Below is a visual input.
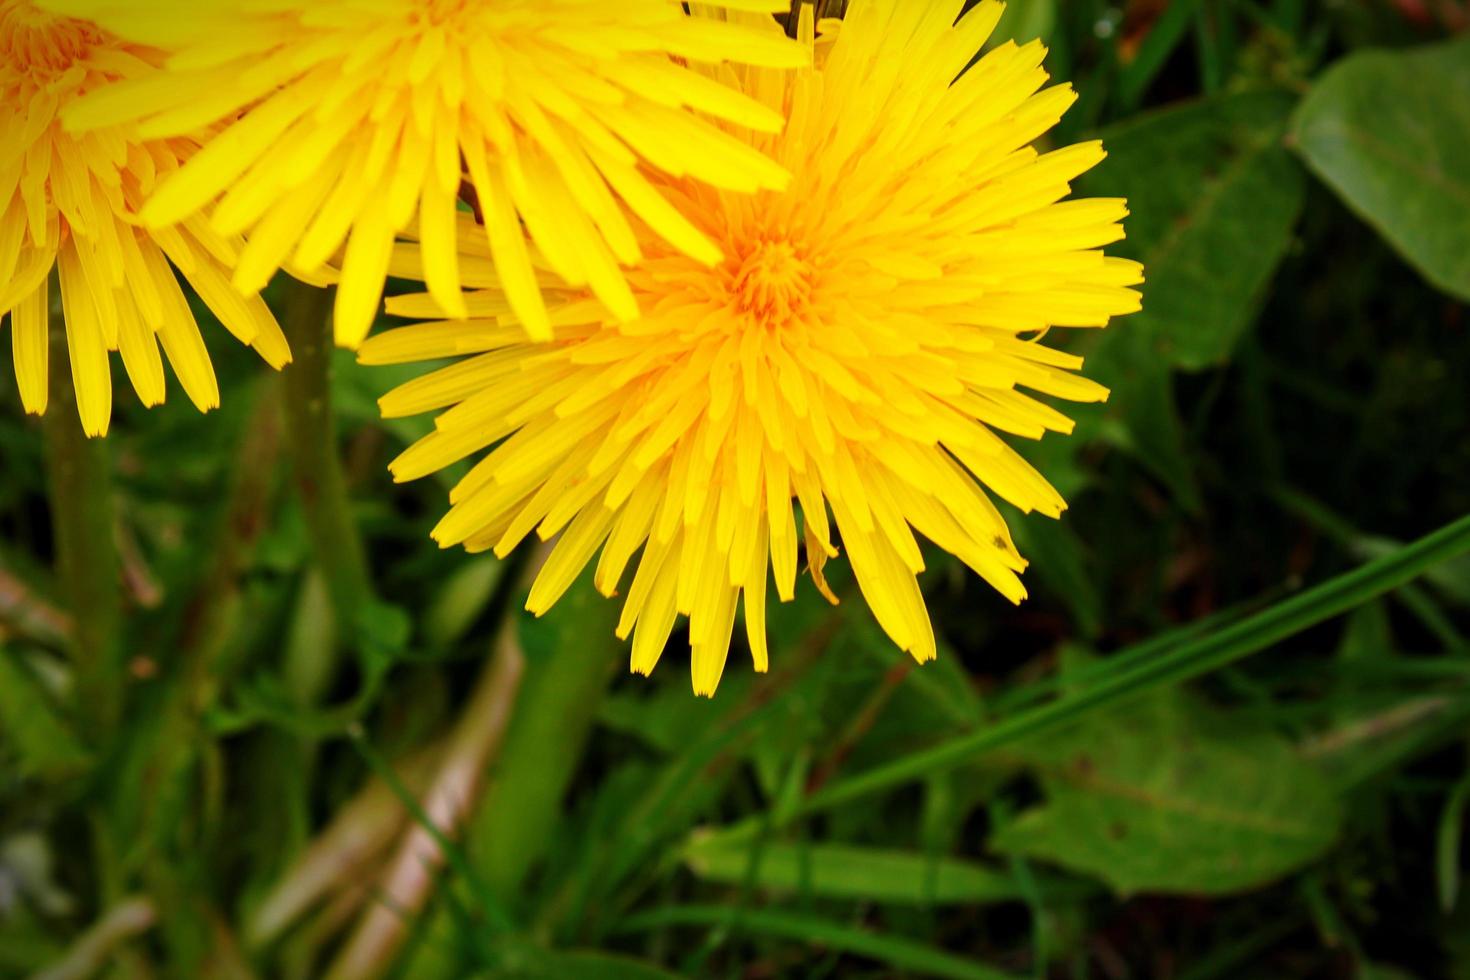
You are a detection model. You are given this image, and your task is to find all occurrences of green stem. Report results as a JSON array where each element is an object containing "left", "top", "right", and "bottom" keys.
[
  {"left": 325, "top": 630, "right": 524, "bottom": 980},
  {"left": 279, "top": 278, "right": 371, "bottom": 703},
  {"left": 41, "top": 276, "right": 122, "bottom": 736},
  {"left": 398, "top": 564, "right": 622, "bottom": 980}
]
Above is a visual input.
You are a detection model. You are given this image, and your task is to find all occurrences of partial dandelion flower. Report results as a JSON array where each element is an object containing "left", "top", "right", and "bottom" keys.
[
  {"left": 44, "top": 0, "right": 810, "bottom": 349},
  {"left": 0, "top": 0, "right": 289, "bottom": 436},
  {"left": 365, "top": 1, "right": 1144, "bottom": 695}
]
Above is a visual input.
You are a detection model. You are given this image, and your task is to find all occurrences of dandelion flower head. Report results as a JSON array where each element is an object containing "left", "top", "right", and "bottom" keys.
[
  {"left": 46, "top": 0, "right": 810, "bottom": 349},
  {"left": 0, "top": 0, "right": 289, "bottom": 436},
  {"left": 366, "top": 1, "right": 1145, "bottom": 695}
]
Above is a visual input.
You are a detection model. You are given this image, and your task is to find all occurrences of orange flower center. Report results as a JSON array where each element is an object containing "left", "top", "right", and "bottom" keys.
[
  {"left": 0, "top": 1, "right": 104, "bottom": 85},
  {"left": 730, "top": 239, "right": 816, "bottom": 328}
]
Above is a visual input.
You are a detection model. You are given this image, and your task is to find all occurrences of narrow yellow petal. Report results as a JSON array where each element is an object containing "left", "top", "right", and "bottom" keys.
[
  {"left": 11, "top": 278, "right": 50, "bottom": 415},
  {"left": 57, "top": 241, "right": 112, "bottom": 437}
]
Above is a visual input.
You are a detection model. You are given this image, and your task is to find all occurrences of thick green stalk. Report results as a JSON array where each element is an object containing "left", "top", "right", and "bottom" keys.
[
  {"left": 399, "top": 569, "right": 623, "bottom": 980},
  {"left": 465, "top": 579, "right": 621, "bottom": 898},
  {"left": 278, "top": 279, "right": 370, "bottom": 701},
  {"left": 324, "top": 630, "right": 525, "bottom": 980},
  {"left": 41, "top": 278, "right": 122, "bottom": 736}
]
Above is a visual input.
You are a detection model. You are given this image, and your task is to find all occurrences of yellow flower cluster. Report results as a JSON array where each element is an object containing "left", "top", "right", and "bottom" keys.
[
  {"left": 5, "top": 0, "right": 1142, "bottom": 692},
  {"left": 1, "top": 0, "right": 289, "bottom": 435}
]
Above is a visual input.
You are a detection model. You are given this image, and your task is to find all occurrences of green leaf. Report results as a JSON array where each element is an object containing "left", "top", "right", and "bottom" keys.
[
  {"left": 422, "top": 556, "right": 508, "bottom": 649},
  {"left": 1096, "top": 349, "right": 1201, "bottom": 510},
  {"left": 743, "top": 510, "right": 1470, "bottom": 824},
  {"left": 0, "top": 651, "right": 91, "bottom": 779},
  {"left": 1438, "top": 772, "right": 1470, "bottom": 912},
  {"left": 1066, "top": 91, "right": 1303, "bottom": 506},
  {"left": 1352, "top": 537, "right": 1470, "bottom": 609},
  {"left": 1291, "top": 38, "right": 1470, "bottom": 301},
  {"left": 991, "top": 691, "right": 1342, "bottom": 895},
  {"left": 989, "top": 0, "right": 1055, "bottom": 48},
  {"left": 1336, "top": 601, "right": 1391, "bottom": 661},
  {"left": 682, "top": 834, "right": 1068, "bottom": 905},
  {"left": 617, "top": 905, "right": 1021, "bottom": 980},
  {"left": 1081, "top": 90, "right": 1305, "bottom": 372}
]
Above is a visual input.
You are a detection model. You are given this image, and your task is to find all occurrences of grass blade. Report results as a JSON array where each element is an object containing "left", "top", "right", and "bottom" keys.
[
  {"left": 617, "top": 905, "right": 1021, "bottom": 980},
  {"left": 798, "top": 512, "right": 1470, "bottom": 816}
]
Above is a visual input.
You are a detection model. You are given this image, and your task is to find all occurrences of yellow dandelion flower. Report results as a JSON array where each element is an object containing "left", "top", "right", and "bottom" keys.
[
  {"left": 44, "top": 0, "right": 810, "bottom": 350},
  {"left": 0, "top": 0, "right": 289, "bottom": 436},
  {"left": 364, "top": 1, "right": 1144, "bottom": 695}
]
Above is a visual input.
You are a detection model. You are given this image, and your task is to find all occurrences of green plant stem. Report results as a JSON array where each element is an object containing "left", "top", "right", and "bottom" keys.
[
  {"left": 41, "top": 280, "right": 122, "bottom": 737},
  {"left": 399, "top": 564, "right": 622, "bottom": 980},
  {"left": 279, "top": 278, "right": 370, "bottom": 702},
  {"left": 791, "top": 510, "right": 1470, "bottom": 819},
  {"left": 325, "top": 630, "right": 524, "bottom": 980}
]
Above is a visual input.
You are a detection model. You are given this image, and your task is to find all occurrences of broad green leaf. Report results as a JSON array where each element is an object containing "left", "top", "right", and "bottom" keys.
[
  {"left": 991, "top": 691, "right": 1342, "bottom": 895},
  {"left": 0, "top": 651, "right": 90, "bottom": 779},
  {"left": 682, "top": 834, "right": 1079, "bottom": 905},
  {"left": 617, "top": 905, "right": 1021, "bottom": 980},
  {"left": 1080, "top": 90, "right": 1305, "bottom": 373},
  {"left": 1292, "top": 38, "right": 1470, "bottom": 301},
  {"left": 1067, "top": 91, "right": 1303, "bottom": 507}
]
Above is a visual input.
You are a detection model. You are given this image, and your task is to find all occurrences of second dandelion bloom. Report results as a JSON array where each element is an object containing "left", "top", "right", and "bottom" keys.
[
  {"left": 47, "top": 0, "right": 809, "bottom": 348},
  {"left": 1, "top": 0, "right": 289, "bottom": 436},
  {"left": 369, "top": 1, "right": 1144, "bottom": 695}
]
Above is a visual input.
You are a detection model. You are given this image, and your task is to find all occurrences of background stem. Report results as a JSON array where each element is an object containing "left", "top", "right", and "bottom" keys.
[
  {"left": 398, "top": 569, "right": 623, "bottom": 980},
  {"left": 278, "top": 278, "right": 371, "bottom": 703},
  {"left": 324, "top": 626, "right": 525, "bottom": 980},
  {"left": 41, "top": 274, "right": 122, "bottom": 737}
]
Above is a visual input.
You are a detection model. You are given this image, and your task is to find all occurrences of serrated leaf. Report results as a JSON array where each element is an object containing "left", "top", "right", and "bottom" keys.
[
  {"left": 991, "top": 690, "right": 1341, "bottom": 895},
  {"left": 1292, "top": 38, "right": 1470, "bottom": 301}
]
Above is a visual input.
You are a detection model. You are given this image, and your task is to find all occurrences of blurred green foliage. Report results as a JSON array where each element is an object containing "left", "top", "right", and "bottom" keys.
[{"left": 3, "top": 2, "right": 1470, "bottom": 978}]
